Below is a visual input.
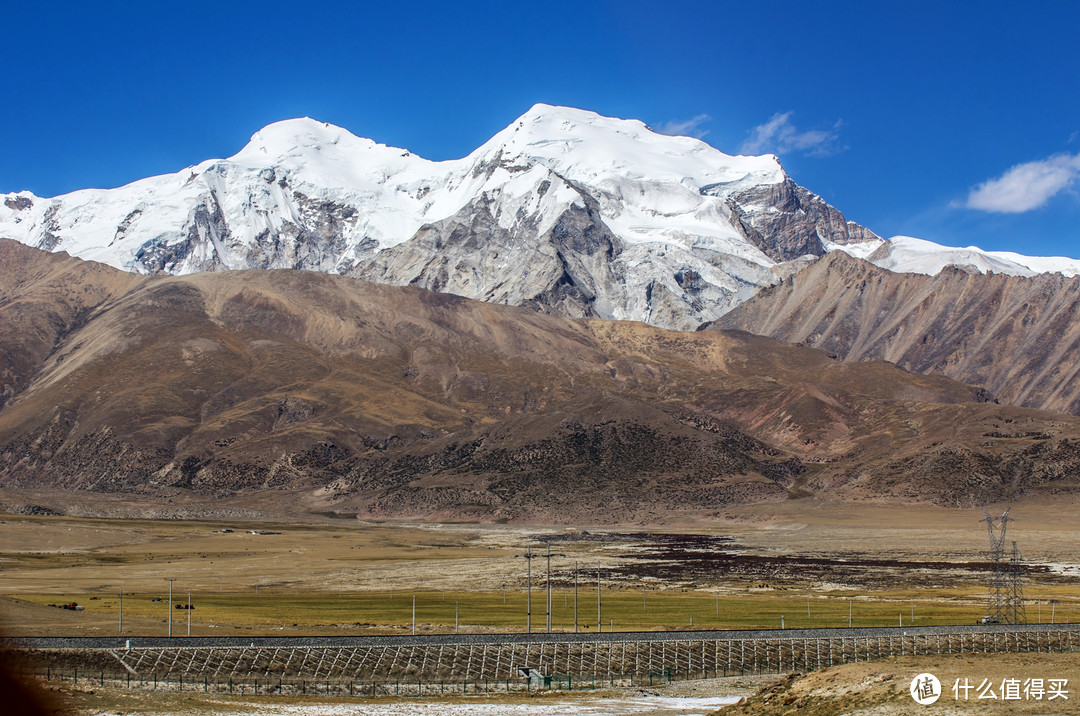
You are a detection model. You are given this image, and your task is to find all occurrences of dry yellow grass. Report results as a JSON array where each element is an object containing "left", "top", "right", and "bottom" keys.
[{"left": 2, "top": 501, "right": 1078, "bottom": 637}]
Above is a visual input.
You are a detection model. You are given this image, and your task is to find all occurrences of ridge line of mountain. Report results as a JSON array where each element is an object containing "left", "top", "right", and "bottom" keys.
[{"left": 3, "top": 239, "right": 1080, "bottom": 521}]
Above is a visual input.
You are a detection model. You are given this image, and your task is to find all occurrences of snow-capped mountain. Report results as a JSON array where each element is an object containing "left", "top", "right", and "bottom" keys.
[
  {"left": 8, "top": 104, "right": 1073, "bottom": 329},
  {"left": 0, "top": 105, "right": 879, "bottom": 329},
  {"left": 855, "top": 235, "right": 1080, "bottom": 277}
]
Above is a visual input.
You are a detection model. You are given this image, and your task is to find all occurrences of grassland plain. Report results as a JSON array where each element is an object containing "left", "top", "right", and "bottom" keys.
[
  {"left": 3, "top": 501, "right": 1080, "bottom": 715},
  {"left": 2, "top": 500, "right": 1079, "bottom": 637}
]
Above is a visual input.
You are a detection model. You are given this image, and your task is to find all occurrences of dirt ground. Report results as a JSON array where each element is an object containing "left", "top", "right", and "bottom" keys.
[
  {"left": 716, "top": 651, "right": 1080, "bottom": 715},
  {"left": 22, "top": 653, "right": 1080, "bottom": 715},
  {"left": 8, "top": 673, "right": 774, "bottom": 716}
]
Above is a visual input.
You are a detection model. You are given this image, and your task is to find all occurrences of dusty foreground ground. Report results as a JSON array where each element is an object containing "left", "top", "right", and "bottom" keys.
[
  {"left": 29, "top": 652, "right": 1080, "bottom": 715},
  {"left": 720, "top": 651, "right": 1080, "bottom": 715},
  {"left": 24, "top": 674, "right": 765, "bottom": 715}
]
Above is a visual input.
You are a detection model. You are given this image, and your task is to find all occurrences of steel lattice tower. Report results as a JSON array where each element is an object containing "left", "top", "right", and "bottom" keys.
[
  {"left": 1007, "top": 540, "right": 1027, "bottom": 625},
  {"left": 980, "top": 508, "right": 1025, "bottom": 624}
]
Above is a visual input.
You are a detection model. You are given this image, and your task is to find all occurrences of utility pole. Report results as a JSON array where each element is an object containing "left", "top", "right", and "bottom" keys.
[
  {"left": 544, "top": 543, "right": 566, "bottom": 634},
  {"left": 187, "top": 592, "right": 192, "bottom": 636},
  {"left": 167, "top": 579, "right": 174, "bottom": 637},
  {"left": 118, "top": 590, "right": 123, "bottom": 635},
  {"left": 514, "top": 546, "right": 539, "bottom": 634},
  {"left": 573, "top": 563, "right": 579, "bottom": 633},
  {"left": 412, "top": 595, "right": 416, "bottom": 635},
  {"left": 597, "top": 564, "right": 602, "bottom": 633},
  {"left": 848, "top": 598, "right": 852, "bottom": 628}
]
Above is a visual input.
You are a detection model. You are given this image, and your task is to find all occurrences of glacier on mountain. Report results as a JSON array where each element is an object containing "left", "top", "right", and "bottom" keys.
[
  {"left": 5, "top": 104, "right": 1069, "bottom": 328},
  {"left": 854, "top": 235, "right": 1080, "bottom": 278}
]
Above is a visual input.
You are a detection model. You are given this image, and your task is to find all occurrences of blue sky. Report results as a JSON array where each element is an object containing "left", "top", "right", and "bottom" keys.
[{"left": 3, "top": 1, "right": 1078, "bottom": 257}]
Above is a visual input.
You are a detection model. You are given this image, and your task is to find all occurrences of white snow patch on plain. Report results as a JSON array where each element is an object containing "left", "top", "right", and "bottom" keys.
[{"left": 1042, "top": 562, "right": 1080, "bottom": 575}]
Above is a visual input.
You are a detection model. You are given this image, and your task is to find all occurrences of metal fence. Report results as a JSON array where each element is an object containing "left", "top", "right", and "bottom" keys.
[{"left": 9, "top": 624, "right": 1079, "bottom": 696}]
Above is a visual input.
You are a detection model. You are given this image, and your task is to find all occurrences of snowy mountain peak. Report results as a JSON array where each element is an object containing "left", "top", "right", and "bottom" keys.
[
  {"left": 236, "top": 117, "right": 371, "bottom": 159},
  {"left": 481, "top": 104, "right": 785, "bottom": 192},
  {"left": 4, "top": 104, "right": 882, "bottom": 328}
]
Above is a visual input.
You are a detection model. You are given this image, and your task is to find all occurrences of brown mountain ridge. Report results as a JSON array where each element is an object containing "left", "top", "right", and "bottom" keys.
[
  {"left": 713, "top": 250, "right": 1080, "bottom": 416},
  {"left": 1, "top": 240, "right": 1079, "bottom": 523}
]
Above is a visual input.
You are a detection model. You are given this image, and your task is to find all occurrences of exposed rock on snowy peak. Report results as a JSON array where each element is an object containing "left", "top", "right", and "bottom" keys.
[
  {"left": 722, "top": 176, "right": 880, "bottom": 262},
  {"left": 0, "top": 105, "right": 881, "bottom": 329}
]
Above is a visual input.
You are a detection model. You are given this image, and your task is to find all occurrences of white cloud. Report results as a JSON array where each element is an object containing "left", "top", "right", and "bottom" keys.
[
  {"left": 654, "top": 114, "right": 711, "bottom": 139},
  {"left": 966, "top": 153, "right": 1080, "bottom": 213},
  {"left": 739, "top": 112, "right": 843, "bottom": 157}
]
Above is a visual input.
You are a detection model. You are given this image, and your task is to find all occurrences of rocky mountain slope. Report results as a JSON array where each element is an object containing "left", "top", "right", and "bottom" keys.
[
  {"left": 1, "top": 105, "right": 881, "bottom": 330},
  {"left": 2, "top": 241, "right": 1079, "bottom": 522},
  {"left": 711, "top": 251, "right": 1080, "bottom": 415}
]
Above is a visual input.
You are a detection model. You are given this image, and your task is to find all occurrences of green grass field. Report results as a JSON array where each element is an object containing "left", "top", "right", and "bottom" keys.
[{"left": 13, "top": 584, "right": 1069, "bottom": 637}]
